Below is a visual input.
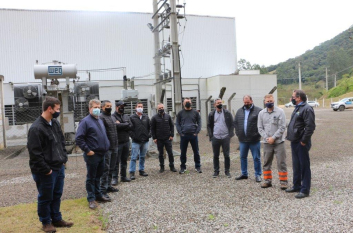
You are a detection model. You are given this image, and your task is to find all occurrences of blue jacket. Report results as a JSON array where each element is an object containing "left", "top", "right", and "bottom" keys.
[{"left": 75, "top": 114, "right": 110, "bottom": 154}]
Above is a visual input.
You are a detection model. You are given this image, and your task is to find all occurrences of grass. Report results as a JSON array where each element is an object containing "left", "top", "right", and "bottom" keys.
[{"left": 0, "top": 198, "right": 107, "bottom": 233}]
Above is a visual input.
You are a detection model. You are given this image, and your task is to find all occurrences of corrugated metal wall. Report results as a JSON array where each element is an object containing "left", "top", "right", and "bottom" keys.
[{"left": 0, "top": 9, "right": 236, "bottom": 83}]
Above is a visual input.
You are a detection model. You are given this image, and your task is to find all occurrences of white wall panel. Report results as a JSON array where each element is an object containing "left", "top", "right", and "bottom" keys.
[{"left": 0, "top": 9, "right": 236, "bottom": 83}]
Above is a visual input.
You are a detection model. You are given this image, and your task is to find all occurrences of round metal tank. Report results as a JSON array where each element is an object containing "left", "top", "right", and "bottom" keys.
[{"left": 34, "top": 64, "right": 77, "bottom": 79}]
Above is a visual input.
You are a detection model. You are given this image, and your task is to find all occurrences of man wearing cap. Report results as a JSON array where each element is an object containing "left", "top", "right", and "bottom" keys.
[{"left": 111, "top": 101, "right": 132, "bottom": 183}]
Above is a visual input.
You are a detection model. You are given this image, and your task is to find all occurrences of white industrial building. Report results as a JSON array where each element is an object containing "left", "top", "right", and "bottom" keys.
[{"left": 0, "top": 8, "right": 277, "bottom": 147}]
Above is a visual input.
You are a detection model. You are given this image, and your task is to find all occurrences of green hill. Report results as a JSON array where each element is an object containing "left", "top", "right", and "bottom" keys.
[{"left": 268, "top": 27, "right": 353, "bottom": 89}]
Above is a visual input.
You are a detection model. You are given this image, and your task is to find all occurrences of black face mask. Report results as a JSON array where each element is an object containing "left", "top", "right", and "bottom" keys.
[
  {"left": 105, "top": 108, "right": 112, "bottom": 114},
  {"left": 185, "top": 102, "right": 191, "bottom": 108},
  {"left": 244, "top": 104, "right": 251, "bottom": 109},
  {"left": 291, "top": 98, "right": 297, "bottom": 105},
  {"left": 158, "top": 109, "right": 165, "bottom": 115},
  {"left": 52, "top": 111, "right": 60, "bottom": 118},
  {"left": 119, "top": 108, "right": 124, "bottom": 114},
  {"left": 216, "top": 104, "right": 223, "bottom": 109}
]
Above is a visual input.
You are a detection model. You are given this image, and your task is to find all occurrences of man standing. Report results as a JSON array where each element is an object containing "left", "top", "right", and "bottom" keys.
[
  {"left": 28, "top": 97, "right": 73, "bottom": 232},
  {"left": 76, "top": 99, "right": 110, "bottom": 209},
  {"left": 111, "top": 101, "right": 132, "bottom": 184},
  {"left": 207, "top": 98, "right": 234, "bottom": 178},
  {"left": 151, "top": 103, "right": 177, "bottom": 173},
  {"left": 129, "top": 102, "right": 150, "bottom": 180},
  {"left": 286, "top": 90, "right": 315, "bottom": 199},
  {"left": 176, "top": 97, "right": 202, "bottom": 174},
  {"left": 258, "top": 94, "right": 288, "bottom": 190},
  {"left": 99, "top": 100, "right": 119, "bottom": 195},
  {"left": 234, "top": 95, "right": 262, "bottom": 182}
]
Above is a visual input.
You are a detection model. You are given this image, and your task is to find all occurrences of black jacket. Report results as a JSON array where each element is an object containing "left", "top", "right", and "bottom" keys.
[
  {"left": 233, "top": 105, "right": 262, "bottom": 142},
  {"left": 176, "top": 109, "right": 201, "bottom": 135},
  {"left": 129, "top": 113, "right": 151, "bottom": 143},
  {"left": 28, "top": 116, "right": 68, "bottom": 174},
  {"left": 207, "top": 109, "right": 235, "bottom": 141},
  {"left": 100, "top": 111, "right": 118, "bottom": 149},
  {"left": 112, "top": 111, "right": 132, "bottom": 144},
  {"left": 151, "top": 112, "right": 174, "bottom": 140},
  {"left": 286, "top": 102, "right": 316, "bottom": 143}
]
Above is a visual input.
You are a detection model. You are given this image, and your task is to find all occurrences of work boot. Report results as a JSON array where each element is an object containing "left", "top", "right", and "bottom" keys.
[
  {"left": 170, "top": 166, "right": 177, "bottom": 172},
  {"left": 159, "top": 166, "right": 165, "bottom": 173},
  {"left": 280, "top": 183, "right": 288, "bottom": 190},
  {"left": 89, "top": 201, "right": 98, "bottom": 210},
  {"left": 52, "top": 220, "right": 74, "bottom": 228},
  {"left": 130, "top": 172, "right": 136, "bottom": 180},
  {"left": 261, "top": 182, "right": 272, "bottom": 188},
  {"left": 96, "top": 195, "right": 111, "bottom": 203},
  {"left": 42, "top": 223, "right": 56, "bottom": 233}
]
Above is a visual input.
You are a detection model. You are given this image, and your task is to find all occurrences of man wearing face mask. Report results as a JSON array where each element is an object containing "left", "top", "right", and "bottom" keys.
[
  {"left": 258, "top": 94, "right": 288, "bottom": 190},
  {"left": 111, "top": 101, "right": 132, "bottom": 184},
  {"left": 234, "top": 95, "right": 262, "bottom": 182},
  {"left": 151, "top": 103, "right": 177, "bottom": 173},
  {"left": 28, "top": 97, "right": 73, "bottom": 232},
  {"left": 176, "top": 97, "right": 202, "bottom": 174},
  {"left": 207, "top": 98, "right": 234, "bottom": 178},
  {"left": 99, "top": 100, "right": 119, "bottom": 197},
  {"left": 285, "top": 90, "right": 315, "bottom": 199},
  {"left": 129, "top": 102, "right": 151, "bottom": 180},
  {"left": 76, "top": 99, "right": 110, "bottom": 210}
]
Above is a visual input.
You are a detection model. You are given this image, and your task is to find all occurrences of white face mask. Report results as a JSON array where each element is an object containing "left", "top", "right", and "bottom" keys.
[{"left": 136, "top": 107, "right": 143, "bottom": 113}]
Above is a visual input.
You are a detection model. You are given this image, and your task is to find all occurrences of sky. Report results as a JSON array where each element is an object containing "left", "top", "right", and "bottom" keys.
[{"left": 1, "top": 0, "right": 352, "bottom": 67}]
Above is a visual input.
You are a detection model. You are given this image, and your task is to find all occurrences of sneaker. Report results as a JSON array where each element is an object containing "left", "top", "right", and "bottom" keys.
[
  {"left": 42, "top": 223, "right": 56, "bottom": 233},
  {"left": 225, "top": 171, "right": 231, "bottom": 178},
  {"left": 179, "top": 168, "right": 186, "bottom": 174},
  {"left": 280, "top": 183, "right": 288, "bottom": 190},
  {"left": 52, "top": 220, "right": 74, "bottom": 228},
  {"left": 130, "top": 172, "right": 136, "bottom": 180},
  {"left": 261, "top": 182, "right": 272, "bottom": 188},
  {"left": 111, "top": 178, "right": 118, "bottom": 186},
  {"left": 139, "top": 170, "right": 149, "bottom": 176},
  {"left": 255, "top": 176, "right": 262, "bottom": 183},
  {"left": 195, "top": 168, "right": 202, "bottom": 173},
  {"left": 213, "top": 172, "right": 219, "bottom": 178}
]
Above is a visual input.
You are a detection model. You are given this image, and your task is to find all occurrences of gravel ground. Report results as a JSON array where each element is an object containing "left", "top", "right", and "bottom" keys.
[{"left": 1, "top": 108, "right": 353, "bottom": 232}]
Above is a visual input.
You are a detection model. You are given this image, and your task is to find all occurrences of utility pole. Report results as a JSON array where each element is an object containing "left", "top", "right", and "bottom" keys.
[
  {"left": 298, "top": 63, "right": 302, "bottom": 90},
  {"left": 153, "top": 0, "right": 162, "bottom": 107},
  {"left": 326, "top": 67, "right": 328, "bottom": 91},
  {"left": 170, "top": 0, "right": 183, "bottom": 116},
  {"left": 334, "top": 74, "right": 337, "bottom": 87}
]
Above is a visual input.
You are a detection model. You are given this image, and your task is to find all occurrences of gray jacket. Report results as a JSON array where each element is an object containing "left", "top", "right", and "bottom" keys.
[{"left": 257, "top": 106, "right": 286, "bottom": 144}]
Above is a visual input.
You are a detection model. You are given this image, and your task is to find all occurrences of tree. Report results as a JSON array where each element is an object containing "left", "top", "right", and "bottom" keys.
[{"left": 237, "top": 59, "right": 268, "bottom": 74}]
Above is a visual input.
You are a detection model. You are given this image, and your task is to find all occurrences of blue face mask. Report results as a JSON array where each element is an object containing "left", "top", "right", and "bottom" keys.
[
  {"left": 265, "top": 102, "right": 274, "bottom": 108},
  {"left": 52, "top": 111, "right": 60, "bottom": 118},
  {"left": 92, "top": 108, "right": 101, "bottom": 117}
]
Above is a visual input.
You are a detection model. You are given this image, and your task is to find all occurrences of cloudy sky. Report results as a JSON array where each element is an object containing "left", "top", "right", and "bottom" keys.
[{"left": 1, "top": 0, "right": 352, "bottom": 66}]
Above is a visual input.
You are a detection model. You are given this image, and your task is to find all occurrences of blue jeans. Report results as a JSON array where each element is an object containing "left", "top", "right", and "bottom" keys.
[
  {"left": 32, "top": 165, "right": 65, "bottom": 225},
  {"left": 83, "top": 153, "right": 105, "bottom": 202},
  {"left": 291, "top": 141, "right": 312, "bottom": 194},
  {"left": 239, "top": 141, "right": 262, "bottom": 177},
  {"left": 129, "top": 141, "right": 148, "bottom": 173},
  {"left": 100, "top": 147, "right": 118, "bottom": 194},
  {"left": 180, "top": 134, "right": 201, "bottom": 169}
]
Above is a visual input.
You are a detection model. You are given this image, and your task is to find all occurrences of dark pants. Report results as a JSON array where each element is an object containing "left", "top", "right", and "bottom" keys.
[
  {"left": 157, "top": 139, "right": 174, "bottom": 168},
  {"left": 100, "top": 147, "right": 118, "bottom": 194},
  {"left": 180, "top": 134, "right": 201, "bottom": 169},
  {"left": 212, "top": 137, "right": 230, "bottom": 172},
  {"left": 291, "top": 141, "right": 312, "bottom": 194},
  {"left": 112, "top": 141, "right": 129, "bottom": 178},
  {"left": 83, "top": 153, "right": 105, "bottom": 202},
  {"left": 32, "top": 165, "right": 65, "bottom": 225}
]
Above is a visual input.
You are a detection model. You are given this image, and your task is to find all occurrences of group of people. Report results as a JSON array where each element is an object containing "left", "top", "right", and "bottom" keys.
[{"left": 28, "top": 89, "right": 315, "bottom": 232}]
